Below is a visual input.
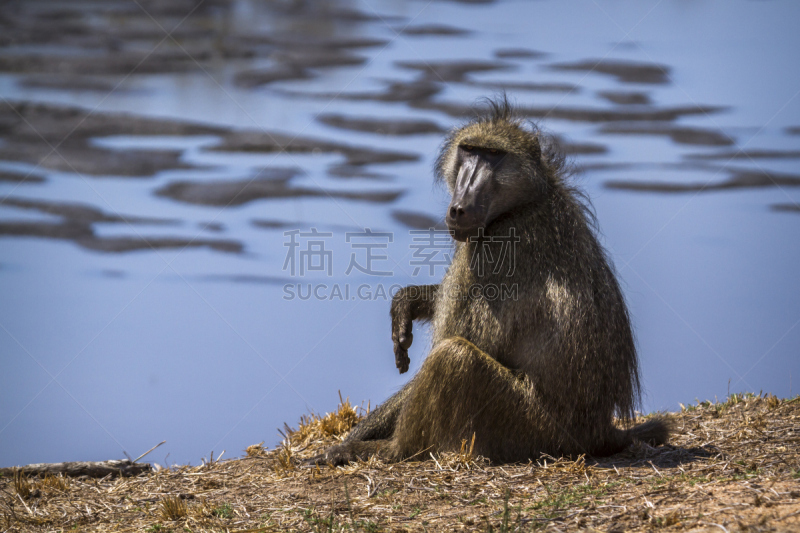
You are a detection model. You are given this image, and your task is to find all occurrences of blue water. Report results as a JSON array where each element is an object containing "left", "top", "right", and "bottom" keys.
[{"left": 1, "top": 0, "right": 799, "bottom": 468}]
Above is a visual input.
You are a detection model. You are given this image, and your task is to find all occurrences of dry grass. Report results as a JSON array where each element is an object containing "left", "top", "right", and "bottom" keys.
[
  {"left": 286, "top": 393, "right": 362, "bottom": 446},
  {"left": 2, "top": 393, "right": 799, "bottom": 532},
  {"left": 159, "top": 495, "right": 188, "bottom": 521}
]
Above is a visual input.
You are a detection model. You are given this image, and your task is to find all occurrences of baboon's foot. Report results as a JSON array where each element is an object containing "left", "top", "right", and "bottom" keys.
[
  {"left": 304, "top": 444, "right": 356, "bottom": 467},
  {"left": 304, "top": 440, "right": 389, "bottom": 467}
]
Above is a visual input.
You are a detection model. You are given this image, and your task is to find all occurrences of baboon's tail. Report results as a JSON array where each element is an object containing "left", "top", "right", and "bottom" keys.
[{"left": 623, "top": 416, "right": 672, "bottom": 447}]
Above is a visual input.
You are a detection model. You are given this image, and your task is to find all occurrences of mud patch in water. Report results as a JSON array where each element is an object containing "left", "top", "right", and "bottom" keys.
[
  {"left": 493, "top": 48, "right": 547, "bottom": 60},
  {"left": 605, "top": 169, "right": 800, "bottom": 193},
  {"left": 199, "top": 222, "right": 225, "bottom": 233},
  {"left": 395, "top": 60, "right": 513, "bottom": 82},
  {"left": 410, "top": 99, "right": 724, "bottom": 123},
  {"left": 327, "top": 165, "right": 394, "bottom": 181},
  {"left": 771, "top": 203, "right": 800, "bottom": 213},
  {"left": 251, "top": 219, "right": 365, "bottom": 232},
  {"left": 209, "top": 131, "right": 419, "bottom": 167},
  {"left": 80, "top": 236, "right": 242, "bottom": 254},
  {"left": 317, "top": 114, "right": 445, "bottom": 136},
  {"left": 391, "top": 210, "right": 445, "bottom": 230},
  {"left": 597, "top": 91, "right": 652, "bottom": 106},
  {"left": 0, "top": 49, "right": 210, "bottom": 77},
  {"left": 1, "top": 102, "right": 219, "bottom": 139},
  {"left": 0, "top": 212, "right": 241, "bottom": 254},
  {"left": 234, "top": 65, "right": 314, "bottom": 88},
  {"left": 269, "top": 3, "right": 399, "bottom": 23},
  {"left": 156, "top": 171, "right": 404, "bottom": 207},
  {"left": 0, "top": 220, "right": 243, "bottom": 254},
  {"left": 265, "top": 48, "right": 368, "bottom": 69},
  {"left": 685, "top": 150, "right": 800, "bottom": 161},
  {"left": 276, "top": 79, "right": 444, "bottom": 103},
  {"left": 18, "top": 75, "right": 124, "bottom": 92},
  {"left": 599, "top": 122, "right": 734, "bottom": 146},
  {"left": 0, "top": 169, "right": 45, "bottom": 184},
  {"left": 470, "top": 81, "right": 578, "bottom": 94},
  {"left": 0, "top": 197, "right": 178, "bottom": 225},
  {"left": 554, "top": 138, "right": 608, "bottom": 156},
  {"left": 0, "top": 143, "right": 194, "bottom": 178},
  {"left": 549, "top": 59, "right": 671, "bottom": 84},
  {"left": 0, "top": 101, "right": 218, "bottom": 177},
  {"left": 398, "top": 24, "right": 471, "bottom": 36}
]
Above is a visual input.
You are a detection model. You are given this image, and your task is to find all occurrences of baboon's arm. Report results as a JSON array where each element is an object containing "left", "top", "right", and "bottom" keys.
[{"left": 390, "top": 284, "right": 439, "bottom": 373}]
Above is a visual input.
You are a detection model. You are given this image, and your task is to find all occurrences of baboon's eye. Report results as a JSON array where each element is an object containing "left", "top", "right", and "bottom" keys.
[
  {"left": 462, "top": 144, "right": 474, "bottom": 151},
  {"left": 489, "top": 149, "right": 498, "bottom": 154}
]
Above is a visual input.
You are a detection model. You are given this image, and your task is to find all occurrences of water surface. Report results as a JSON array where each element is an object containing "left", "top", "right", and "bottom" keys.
[{"left": 1, "top": 0, "right": 799, "bottom": 468}]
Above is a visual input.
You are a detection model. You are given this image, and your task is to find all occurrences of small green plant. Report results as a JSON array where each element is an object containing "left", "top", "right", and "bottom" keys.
[
  {"left": 526, "top": 483, "right": 606, "bottom": 520},
  {"left": 145, "top": 525, "right": 164, "bottom": 533},
  {"left": 212, "top": 503, "right": 234, "bottom": 519},
  {"left": 483, "top": 489, "right": 524, "bottom": 532},
  {"left": 300, "top": 480, "right": 383, "bottom": 532},
  {"left": 302, "top": 507, "right": 338, "bottom": 533}
]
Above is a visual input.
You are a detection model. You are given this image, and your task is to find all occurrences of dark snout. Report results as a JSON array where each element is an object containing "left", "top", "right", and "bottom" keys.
[
  {"left": 446, "top": 153, "right": 494, "bottom": 242},
  {"left": 446, "top": 201, "right": 486, "bottom": 242}
]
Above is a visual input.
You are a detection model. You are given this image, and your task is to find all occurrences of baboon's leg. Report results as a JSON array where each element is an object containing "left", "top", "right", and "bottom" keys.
[
  {"left": 343, "top": 384, "right": 410, "bottom": 443},
  {"left": 305, "top": 384, "right": 412, "bottom": 466},
  {"left": 388, "top": 337, "right": 551, "bottom": 463}
]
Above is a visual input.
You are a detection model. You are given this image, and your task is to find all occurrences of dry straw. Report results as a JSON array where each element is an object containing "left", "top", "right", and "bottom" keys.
[{"left": 2, "top": 392, "right": 799, "bottom": 532}]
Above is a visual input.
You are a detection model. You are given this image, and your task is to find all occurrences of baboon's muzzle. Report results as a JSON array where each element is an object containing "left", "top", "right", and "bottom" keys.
[{"left": 446, "top": 154, "right": 493, "bottom": 242}]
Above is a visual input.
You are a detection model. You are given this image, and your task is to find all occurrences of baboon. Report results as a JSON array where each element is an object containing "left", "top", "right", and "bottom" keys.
[{"left": 310, "top": 98, "right": 669, "bottom": 465}]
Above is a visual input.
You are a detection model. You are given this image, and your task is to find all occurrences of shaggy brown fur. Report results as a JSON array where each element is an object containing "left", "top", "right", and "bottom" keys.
[{"left": 310, "top": 98, "right": 669, "bottom": 465}]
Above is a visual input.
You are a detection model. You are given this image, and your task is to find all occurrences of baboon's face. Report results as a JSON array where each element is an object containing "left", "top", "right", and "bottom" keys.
[{"left": 444, "top": 141, "right": 533, "bottom": 242}]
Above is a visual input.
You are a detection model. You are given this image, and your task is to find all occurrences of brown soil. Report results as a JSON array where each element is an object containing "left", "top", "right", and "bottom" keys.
[{"left": 2, "top": 394, "right": 798, "bottom": 532}]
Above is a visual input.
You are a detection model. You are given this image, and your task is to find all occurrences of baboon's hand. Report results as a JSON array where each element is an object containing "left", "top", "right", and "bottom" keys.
[
  {"left": 391, "top": 292, "right": 413, "bottom": 374},
  {"left": 394, "top": 332, "right": 412, "bottom": 374}
]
